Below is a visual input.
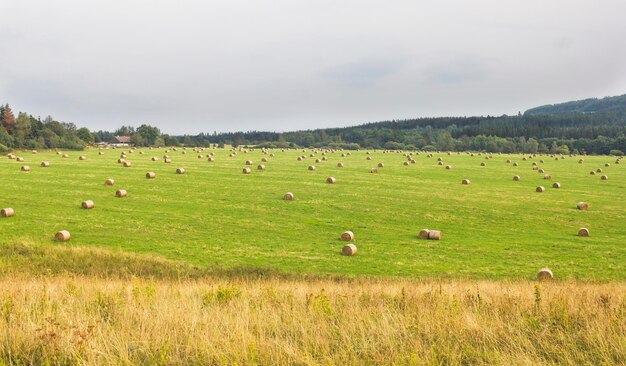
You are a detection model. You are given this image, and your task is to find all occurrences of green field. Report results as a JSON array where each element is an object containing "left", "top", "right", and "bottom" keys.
[{"left": 1, "top": 148, "right": 624, "bottom": 280}]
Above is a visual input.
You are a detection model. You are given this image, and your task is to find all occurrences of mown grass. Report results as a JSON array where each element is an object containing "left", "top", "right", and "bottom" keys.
[{"left": 1, "top": 148, "right": 624, "bottom": 279}]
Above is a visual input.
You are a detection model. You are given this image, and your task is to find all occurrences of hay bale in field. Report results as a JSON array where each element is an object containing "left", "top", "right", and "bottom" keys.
[
  {"left": 242, "top": 167, "right": 251, "bottom": 174},
  {"left": 257, "top": 164, "right": 265, "bottom": 170},
  {"left": 40, "top": 161, "right": 49, "bottom": 167},
  {"left": 377, "top": 162, "right": 384, "bottom": 167},
  {"left": 81, "top": 200, "right": 94, "bottom": 209},
  {"left": 532, "top": 162, "right": 537, "bottom": 166},
  {"left": 540, "top": 159, "right": 544, "bottom": 163},
  {"left": 123, "top": 161, "right": 132, "bottom": 167},
  {"left": 0, "top": 208, "right": 14, "bottom": 217},
  {"left": 577, "top": 202, "right": 588, "bottom": 210},
  {"left": 543, "top": 174, "right": 551, "bottom": 180},
  {"left": 115, "top": 189, "right": 127, "bottom": 197},
  {"left": 105, "top": 178, "right": 115, "bottom": 185},
  {"left": 538, "top": 168, "right": 545, "bottom": 173},
  {"left": 62, "top": 154, "right": 69, "bottom": 158},
  {"left": 438, "top": 161, "right": 444, "bottom": 166},
  {"left": 151, "top": 157, "right": 158, "bottom": 161},
  {"left": 536, "top": 186, "right": 545, "bottom": 192},
  {"left": 342, "top": 244, "right": 357, "bottom": 256},
  {"left": 445, "top": 165, "right": 452, "bottom": 170},
  {"left": 337, "top": 162, "right": 344, "bottom": 167},
  {"left": 437, "top": 157, "right": 443, "bottom": 161},
  {"left": 418, "top": 229, "right": 430, "bottom": 239},
  {"left": 16, "top": 157, "right": 24, "bottom": 162},
  {"left": 578, "top": 159, "right": 584, "bottom": 164},
  {"left": 601, "top": 175, "right": 608, "bottom": 180},
  {"left": 513, "top": 162, "right": 518, "bottom": 166},
  {"left": 315, "top": 158, "right": 321, "bottom": 163},
  {"left": 513, "top": 175, "right": 521, "bottom": 181},
  {"left": 164, "top": 158, "right": 172, "bottom": 163},
  {"left": 246, "top": 160, "right": 253, "bottom": 165},
  {"left": 55, "top": 230, "right": 71, "bottom": 242},
  {"left": 480, "top": 162, "right": 486, "bottom": 166},
  {"left": 79, "top": 156, "right": 86, "bottom": 160},
  {"left": 552, "top": 182, "right": 561, "bottom": 188},
  {"left": 427, "top": 230, "right": 441, "bottom": 240},
  {"left": 367, "top": 156, "right": 372, "bottom": 160},
  {"left": 146, "top": 172, "right": 156, "bottom": 179},
  {"left": 578, "top": 228, "right": 589, "bottom": 237},
  {"left": 596, "top": 168, "right": 602, "bottom": 173},
  {"left": 270, "top": 153, "right": 275, "bottom": 157},
  {"left": 326, "top": 177, "right": 336, "bottom": 184},
  {"left": 341, "top": 231, "right": 355, "bottom": 241},
  {"left": 506, "top": 159, "right": 511, "bottom": 163},
  {"left": 283, "top": 192, "right": 294, "bottom": 200},
  {"left": 462, "top": 179, "right": 470, "bottom": 185},
  {"left": 197, "top": 155, "right": 203, "bottom": 159},
  {"left": 536, "top": 268, "right": 553, "bottom": 281},
  {"left": 20, "top": 166, "right": 30, "bottom": 172},
  {"left": 308, "top": 165, "right": 316, "bottom": 171},
  {"left": 297, "top": 156, "right": 304, "bottom": 161},
  {"left": 371, "top": 168, "right": 378, "bottom": 173},
  {"left": 261, "top": 157, "right": 268, "bottom": 162},
  {"left": 99, "top": 151, "right": 104, "bottom": 155},
  {"left": 403, "top": 161, "right": 409, "bottom": 166},
  {"left": 322, "top": 156, "right": 328, "bottom": 161},
  {"left": 207, "top": 157, "right": 214, "bottom": 162},
  {"left": 604, "top": 163, "right": 610, "bottom": 167},
  {"left": 341, "top": 153, "right": 346, "bottom": 157},
  {"left": 176, "top": 168, "right": 185, "bottom": 174},
  {"left": 589, "top": 171, "right": 596, "bottom": 175}
]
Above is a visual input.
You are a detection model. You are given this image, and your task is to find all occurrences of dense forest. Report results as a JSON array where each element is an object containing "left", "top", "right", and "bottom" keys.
[{"left": 2, "top": 94, "right": 625, "bottom": 155}]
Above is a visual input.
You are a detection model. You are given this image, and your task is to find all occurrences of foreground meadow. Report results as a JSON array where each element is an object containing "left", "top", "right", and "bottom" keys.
[
  {"left": 0, "top": 244, "right": 623, "bottom": 365},
  {"left": 1, "top": 148, "right": 624, "bottom": 280}
]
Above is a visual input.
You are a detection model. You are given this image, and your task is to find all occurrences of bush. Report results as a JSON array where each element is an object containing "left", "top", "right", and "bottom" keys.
[
  {"left": 0, "top": 143, "right": 8, "bottom": 153},
  {"left": 610, "top": 149, "right": 624, "bottom": 156}
]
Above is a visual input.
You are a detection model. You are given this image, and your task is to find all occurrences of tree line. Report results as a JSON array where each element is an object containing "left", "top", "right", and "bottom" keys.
[{"left": 2, "top": 95, "right": 625, "bottom": 155}]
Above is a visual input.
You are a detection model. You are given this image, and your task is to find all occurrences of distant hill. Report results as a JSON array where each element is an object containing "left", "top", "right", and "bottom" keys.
[{"left": 524, "top": 94, "right": 626, "bottom": 116}]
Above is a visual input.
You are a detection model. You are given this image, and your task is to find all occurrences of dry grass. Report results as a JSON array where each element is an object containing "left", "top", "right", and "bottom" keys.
[
  {"left": 0, "top": 243, "right": 624, "bottom": 365},
  {"left": 0, "top": 275, "right": 623, "bottom": 365}
]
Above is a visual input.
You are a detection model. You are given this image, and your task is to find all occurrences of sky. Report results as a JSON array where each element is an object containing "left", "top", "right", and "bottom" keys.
[{"left": 1, "top": 0, "right": 625, "bottom": 135}]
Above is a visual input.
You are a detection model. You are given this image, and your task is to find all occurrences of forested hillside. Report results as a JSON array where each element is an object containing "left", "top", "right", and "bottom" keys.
[{"left": 2, "top": 94, "right": 626, "bottom": 155}]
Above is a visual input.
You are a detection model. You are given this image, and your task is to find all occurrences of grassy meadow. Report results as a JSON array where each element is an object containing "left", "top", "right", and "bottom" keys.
[{"left": 1, "top": 147, "right": 624, "bottom": 280}]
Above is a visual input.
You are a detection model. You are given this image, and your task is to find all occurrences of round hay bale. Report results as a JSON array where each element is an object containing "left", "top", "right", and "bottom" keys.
[
  {"left": 104, "top": 178, "right": 115, "bottom": 185},
  {"left": 377, "top": 162, "right": 384, "bottom": 167},
  {"left": 480, "top": 162, "right": 486, "bottom": 166},
  {"left": 577, "top": 202, "right": 588, "bottom": 210},
  {"left": 257, "top": 164, "right": 265, "bottom": 170},
  {"left": 536, "top": 186, "right": 545, "bottom": 192},
  {"left": 207, "top": 157, "right": 214, "bottom": 162},
  {"left": 601, "top": 175, "right": 608, "bottom": 180},
  {"left": 322, "top": 156, "right": 328, "bottom": 161},
  {"left": 366, "top": 156, "right": 372, "bottom": 160},
  {"left": 445, "top": 165, "right": 452, "bottom": 170},
  {"left": 297, "top": 156, "right": 303, "bottom": 161},
  {"left": 151, "top": 157, "right": 158, "bottom": 161},
  {"left": 261, "top": 157, "right": 268, "bottom": 162},
  {"left": 342, "top": 244, "right": 357, "bottom": 256},
  {"left": 604, "top": 163, "right": 610, "bottom": 167},
  {"left": 197, "top": 155, "right": 203, "bottom": 159},
  {"left": 427, "top": 230, "right": 441, "bottom": 240},
  {"left": 146, "top": 172, "right": 156, "bottom": 179},
  {"left": 437, "top": 161, "right": 444, "bottom": 166},
  {"left": 326, "top": 177, "right": 336, "bottom": 184},
  {"left": 578, "top": 159, "right": 584, "bottom": 164},
  {"left": 242, "top": 167, "right": 251, "bottom": 174},
  {"left": 176, "top": 168, "right": 185, "bottom": 174},
  {"left": 55, "top": 230, "right": 71, "bottom": 242},
  {"left": 341, "top": 231, "right": 355, "bottom": 241},
  {"left": 506, "top": 159, "right": 511, "bottom": 163},
  {"left": 164, "top": 158, "right": 172, "bottom": 163},
  {"left": 245, "top": 160, "right": 253, "bottom": 165},
  {"left": 79, "top": 156, "right": 86, "bottom": 160},
  {"left": 16, "top": 157, "right": 24, "bottom": 162},
  {"left": 20, "top": 166, "right": 30, "bottom": 172},
  {"left": 163, "top": 154, "right": 170, "bottom": 159},
  {"left": 62, "top": 154, "right": 69, "bottom": 158},
  {"left": 99, "top": 151, "right": 104, "bottom": 155},
  {"left": 370, "top": 168, "right": 378, "bottom": 173},
  {"left": 538, "top": 168, "right": 545, "bottom": 173},
  {"left": 536, "top": 268, "right": 553, "bottom": 281},
  {"left": 418, "top": 229, "right": 430, "bottom": 239},
  {"left": 596, "top": 168, "right": 602, "bottom": 173},
  {"left": 513, "top": 175, "right": 521, "bottom": 181},
  {"left": 315, "top": 159, "right": 321, "bottom": 163},
  {"left": 543, "top": 174, "right": 551, "bottom": 180},
  {"left": 513, "top": 162, "right": 518, "bottom": 166},
  {"left": 115, "top": 189, "right": 127, "bottom": 197},
  {"left": 308, "top": 165, "right": 316, "bottom": 171},
  {"left": 552, "top": 182, "right": 561, "bottom": 188},
  {"left": 123, "top": 161, "right": 132, "bottom": 167},
  {"left": 578, "top": 228, "right": 589, "bottom": 237},
  {"left": 540, "top": 159, "right": 544, "bottom": 163},
  {"left": 462, "top": 179, "right": 470, "bottom": 185},
  {"left": 0, "top": 208, "right": 14, "bottom": 217},
  {"left": 403, "top": 161, "right": 409, "bottom": 166},
  {"left": 437, "top": 157, "right": 443, "bottom": 161},
  {"left": 81, "top": 200, "right": 94, "bottom": 209},
  {"left": 337, "top": 162, "right": 344, "bottom": 167},
  {"left": 589, "top": 171, "right": 596, "bottom": 175},
  {"left": 40, "top": 161, "right": 49, "bottom": 167},
  {"left": 283, "top": 192, "right": 294, "bottom": 200}
]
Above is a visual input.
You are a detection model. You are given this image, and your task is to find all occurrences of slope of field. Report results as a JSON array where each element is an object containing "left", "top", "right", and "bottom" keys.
[{"left": 0, "top": 148, "right": 624, "bottom": 279}]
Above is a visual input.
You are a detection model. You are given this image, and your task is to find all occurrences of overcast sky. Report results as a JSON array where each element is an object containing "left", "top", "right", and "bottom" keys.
[{"left": 1, "top": 1, "right": 625, "bottom": 134}]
